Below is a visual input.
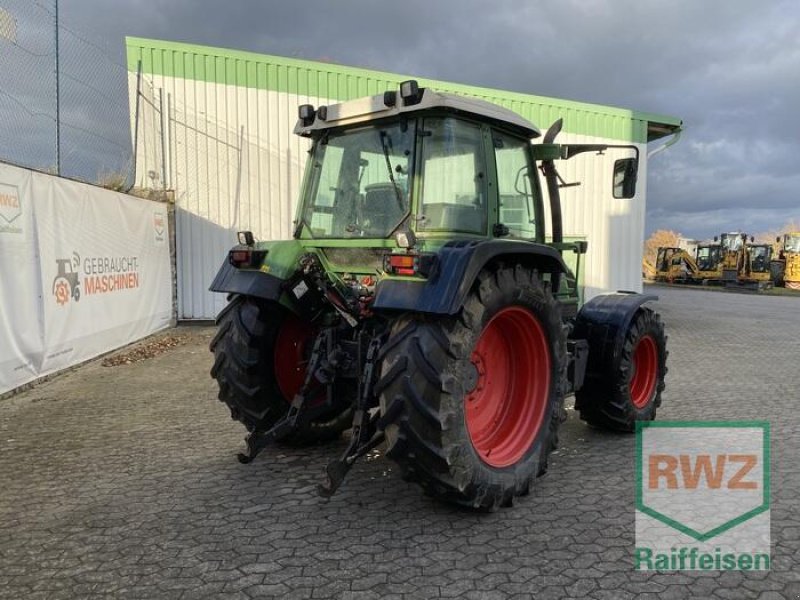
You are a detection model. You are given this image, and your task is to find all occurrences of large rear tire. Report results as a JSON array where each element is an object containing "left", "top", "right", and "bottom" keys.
[
  {"left": 575, "top": 308, "right": 667, "bottom": 431},
  {"left": 377, "top": 264, "right": 566, "bottom": 509},
  {"left": 210, "top": 296, "right": 351, "bottom": 442}
]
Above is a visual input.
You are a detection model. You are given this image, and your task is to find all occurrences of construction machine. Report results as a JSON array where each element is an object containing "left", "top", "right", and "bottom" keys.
[
  {"left": 651, "top": 236, "right": 776, "bottom": 290},
  {"left": 208, "top": 81, "right": 669, "bottom": 508},
  {"left": 712, "top": 233, "right": 775, "bottom": 289},
  {"left": 745, "top": 243, "right": 774, "bottom": 289},
  {"left": 654, "top": 247, "right": 699, "bottom": 283},
  {"left": 694, "top": 242, "right": 723, "bottom": 284},
  {"left": 718, "top": 232, "right": 750, "bottom": 284},
  {"left": 777, "top": 232, "right": 800, "bottom": 290}
]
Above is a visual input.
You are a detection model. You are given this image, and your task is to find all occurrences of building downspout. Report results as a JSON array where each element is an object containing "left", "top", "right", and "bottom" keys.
[{"left": 647, "top": 129, "right": 682, "bottom": 159}]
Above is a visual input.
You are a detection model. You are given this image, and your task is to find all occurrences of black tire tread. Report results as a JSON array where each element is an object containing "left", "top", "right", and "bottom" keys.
[
  {"left": 209, "top": 295, "right": 351, "bottom": 443},
  {"left": 575, "top": 308, "right": 668, "bottom": 431},
  {"left": 377, "top": 264, "right": 566, "bottom": 509}
]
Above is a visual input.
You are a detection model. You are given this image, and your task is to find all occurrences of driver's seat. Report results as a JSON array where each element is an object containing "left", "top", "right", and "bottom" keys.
[{"left": 363, "top": 183, "right": 404, "bottom": 234}]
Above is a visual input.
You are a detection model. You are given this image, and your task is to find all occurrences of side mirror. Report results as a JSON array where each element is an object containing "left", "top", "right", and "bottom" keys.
[
  {"left": 613, "top": 158, "right": 638, "bottom": 199},
  {"left": 777, "top": 236, "right": 781, "bottom": 243}
]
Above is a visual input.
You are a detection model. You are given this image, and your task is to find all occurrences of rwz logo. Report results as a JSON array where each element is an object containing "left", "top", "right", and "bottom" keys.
[
  {"left": 635, "top": 421, "right": 770, "bottom": 571},
  {"left": 648, "top": 453, "right": 758, "bottom": 490},
  {"left": 53, "top": 252, "right": 81, "bottom": 306},
  {"left": 0, "top": 182, "right": 21, "bottom": 224}
]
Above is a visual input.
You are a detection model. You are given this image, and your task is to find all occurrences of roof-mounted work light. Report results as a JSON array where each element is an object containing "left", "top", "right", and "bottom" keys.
[
  {"left": 399, "top": 80, "right": 422, "bottom": 105},
  {"left": 298, "top": 104, "right": 316, "bottom": 126},
  {"left": 383, "top": 90, "right": 397, "bottom": 107}
]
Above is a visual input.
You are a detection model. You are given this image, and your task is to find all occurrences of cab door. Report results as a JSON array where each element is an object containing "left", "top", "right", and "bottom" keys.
[{"left": 490, "top": 129, "right": 544, "bottom": 242}]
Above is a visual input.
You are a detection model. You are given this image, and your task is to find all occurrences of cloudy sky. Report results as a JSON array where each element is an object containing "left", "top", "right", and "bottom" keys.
[{"left": 6, "top": 0, "right": 800, "bottom": 239}]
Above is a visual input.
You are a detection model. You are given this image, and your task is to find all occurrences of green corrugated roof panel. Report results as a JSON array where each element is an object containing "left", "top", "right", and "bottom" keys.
[{"left": 125, "top": 36, "right": 682, "bottom": 144}]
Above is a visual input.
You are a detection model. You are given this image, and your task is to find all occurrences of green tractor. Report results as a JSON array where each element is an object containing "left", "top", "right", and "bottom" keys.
[{"left": 209, "top": 81, "right": 668, "bottom": 509}]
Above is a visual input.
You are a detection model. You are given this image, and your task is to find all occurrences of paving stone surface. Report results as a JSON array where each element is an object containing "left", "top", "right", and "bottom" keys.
[{"left": 1, "top": 286, "right": 798, "bottom": 599}]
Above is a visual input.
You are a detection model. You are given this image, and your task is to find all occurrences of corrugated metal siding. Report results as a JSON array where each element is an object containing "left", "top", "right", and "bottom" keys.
[
  {"left": 126, "top": 38, "right": 669, "bottom": 143},
  {"left": 129, "top": 75, "right": 320, "bottom": 318},
  {"left": 126, "top": 38, "right": 668, "bottom": 319}
]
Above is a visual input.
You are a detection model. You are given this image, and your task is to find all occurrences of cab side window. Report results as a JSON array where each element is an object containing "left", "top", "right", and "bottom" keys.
[
  {"left": 418, "top": 118, "right": 487, "bottom": 234},
  {"left": 494, "top": 132, "right": 537, "bottom": 239}
]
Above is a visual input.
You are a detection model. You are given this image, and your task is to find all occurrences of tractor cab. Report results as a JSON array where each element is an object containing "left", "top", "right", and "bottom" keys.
[
  {"left": 294, "top": 84, "right": 544, "bottom": 245},
  {"left": 288, "top": 83, "right": 639, "bottom": 309}
]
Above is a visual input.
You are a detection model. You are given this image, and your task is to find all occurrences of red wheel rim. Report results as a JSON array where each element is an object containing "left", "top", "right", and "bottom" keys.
[
  {"left": 465, "top": 306, "right": 551, "bottom": 468},
  {"left": 274, "top": 314, "right": 315, "bottom": 403},
  {"left": 630, "top": 335, "right": 658, "bottom": 409}
]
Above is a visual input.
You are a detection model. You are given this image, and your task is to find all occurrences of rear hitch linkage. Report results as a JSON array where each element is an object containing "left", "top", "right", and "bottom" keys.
[
  {"left": 318, "top": 334, "right": 386, "bottom": 497},
  {"left": 237, "top": 328, "right": 338, "bottom": 464},
  {"left": 237, "top": 325, "right": 388, "bottom": 499}
]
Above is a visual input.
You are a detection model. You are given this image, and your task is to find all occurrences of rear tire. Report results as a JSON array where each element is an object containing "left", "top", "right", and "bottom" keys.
[
  {"left": 575, "top": 308, "right": 667, "bottom": 431},
  {"left": 377, "top": 264, "right": 566, "bottom": 509},
  {"left": 210, "top": 295, "right": 351, "bottom": 443}
]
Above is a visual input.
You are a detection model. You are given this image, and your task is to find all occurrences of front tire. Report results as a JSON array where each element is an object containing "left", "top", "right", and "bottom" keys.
[
  {"left": 210, "top": 296, "right": 351, "bottom": 442},
  {"left": 575, "top": 308, "right": 667, "bottom": 431},
  {"left": 377, "top": 264, "right": 566, "bottom": 509}
]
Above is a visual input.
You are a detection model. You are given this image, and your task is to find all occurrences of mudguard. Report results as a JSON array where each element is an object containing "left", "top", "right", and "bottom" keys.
[
  {"left": 570, "top": 291, "right": 658, "bottom": 373},
  {"left": 372, "top": 239, "right": 568, "bottom": 314},
  {"left": 208, "top": 259, "right": 284, "bottom": 301}
]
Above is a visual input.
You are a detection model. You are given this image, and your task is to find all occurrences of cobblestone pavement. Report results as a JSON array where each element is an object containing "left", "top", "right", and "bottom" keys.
[{"left": 1, "top": 286, "right": 799, "bottom": 599}]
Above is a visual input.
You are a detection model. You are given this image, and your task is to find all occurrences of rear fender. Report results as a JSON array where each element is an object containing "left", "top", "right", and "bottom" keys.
[
  {"left": 372, "top": 239, "right": 568, "bottom": 314},
  {"left": 208, "top": 239, "right": 306, "bottom": 302},
  {"left": 208, "top": 260, "right": 285, "bottom": 302},
  {"left": 571, "top": 292, "right": 658, "bottom": 374}
]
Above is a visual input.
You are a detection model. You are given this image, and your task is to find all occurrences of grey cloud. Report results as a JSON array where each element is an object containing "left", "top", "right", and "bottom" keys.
[{"left": 46, "top": 0, "right": 800, "bottom": 238}]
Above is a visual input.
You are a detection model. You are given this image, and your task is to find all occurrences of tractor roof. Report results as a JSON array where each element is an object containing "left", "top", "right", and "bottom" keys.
[{"left": 294, "top": 87, "right": 541, "bottom": 139}]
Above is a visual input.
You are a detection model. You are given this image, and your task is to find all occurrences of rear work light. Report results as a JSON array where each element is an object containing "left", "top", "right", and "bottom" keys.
[
  {"left": 383, "top": 253, "right": 437, "bottom": 277},
  {"left": 229, "top": 248, "right": 267, "bottom": 268}
]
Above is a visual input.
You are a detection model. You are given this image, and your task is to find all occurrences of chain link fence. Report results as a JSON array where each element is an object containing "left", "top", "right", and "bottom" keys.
[
  {"left": 131, "top": 76, "right": 299, "bottom": 236},
  {"left": 0, "top": 0, "right": 133, "bottom": 187}
]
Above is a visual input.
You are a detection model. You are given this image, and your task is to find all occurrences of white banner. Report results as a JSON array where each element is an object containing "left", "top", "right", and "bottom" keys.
[
  {"left": 0, "top": 163, "right": 172, "bottom": 394},
  {"left": 0, "top": 164, "right": 41, "bottom": 392}
]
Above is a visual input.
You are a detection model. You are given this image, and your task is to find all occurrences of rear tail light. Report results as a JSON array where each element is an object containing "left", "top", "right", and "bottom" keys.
[
  {"left": 383, "top": 253, "right": 436, "bottom": 277},
  {"left": 229, "top": 248, "right": 267, "bottom": 268},
  {"left": 388, "top": 255, "right": 416, "bottom": 276}
]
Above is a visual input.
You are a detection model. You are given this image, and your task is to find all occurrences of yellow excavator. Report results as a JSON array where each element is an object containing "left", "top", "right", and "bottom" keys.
[
  {"left": 694, "top": 242, "right": 723, "bottom": 284},
  {"left": 651, "top": 233, "right": 785, "bottom": 290},
  {"left": 712, "top": 232, "right": 775, "bottom": 289},
  {"left": 654, "top": 247, "right": 700, "bottom": 283},
  {"left": 777, "top": 232, "right": 800, "bottom": 290},
  {"left": 718, "top": 232, "right": 750, "bottom": 284},
  {"left": 745, "top": 243, "right": 774, "bottom": 288}
]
